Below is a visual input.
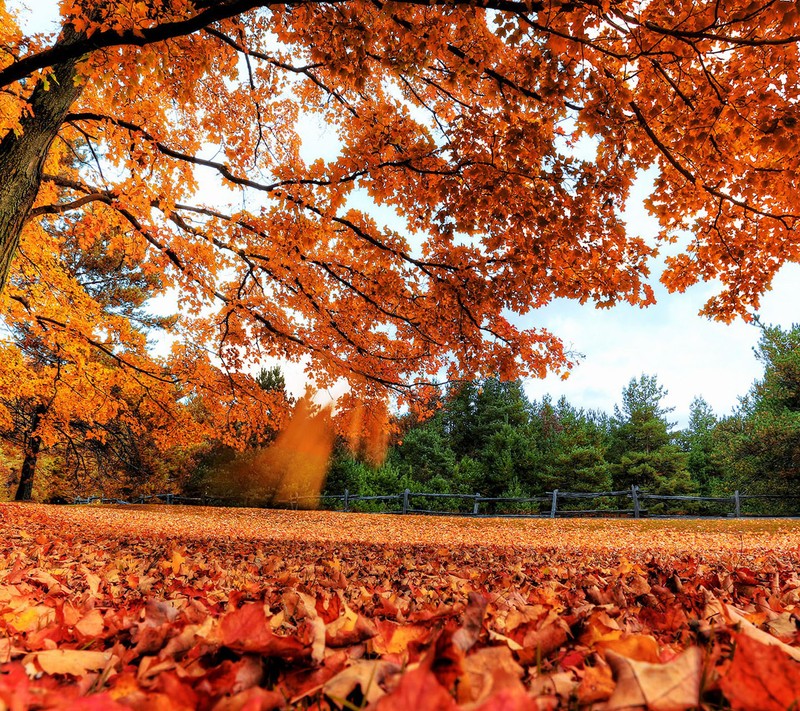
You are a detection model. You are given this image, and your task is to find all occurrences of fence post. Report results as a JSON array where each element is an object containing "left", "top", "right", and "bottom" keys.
[
  {"left": 473, "top": 493, "right": 481, "bottom": 516},
  {"left": 403, "top": 489, "right": 410, "bottom": 515},
  {"left": 631, "top": 485, "right": 640, "bottom": 519},
  {"left": 343, "top": 489, "right": 349, "bottom": 512},
  {"left": 734, "top": 490, "right": 741, "bottom": 518},
  {"left": 550, "top": 489, "right": 558, "bottom": 518}
]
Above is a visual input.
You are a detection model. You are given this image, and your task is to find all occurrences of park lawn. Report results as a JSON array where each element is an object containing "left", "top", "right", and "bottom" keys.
[{"left": 1, "top": 503, "right": 799, "bottom": 709}]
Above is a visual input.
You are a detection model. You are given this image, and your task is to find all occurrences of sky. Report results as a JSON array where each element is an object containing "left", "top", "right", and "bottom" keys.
[{"left": 9, "top": 0, "right": 800, "bottom": 428}]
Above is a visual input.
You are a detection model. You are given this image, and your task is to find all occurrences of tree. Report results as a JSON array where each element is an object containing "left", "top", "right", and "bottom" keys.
[
  {"left": 181, "top": 364, "right": 294, "bottom": 502},
  {"left": 532, "top": 397, "right": 611, "bottom": 492},
  {"left": 607, "top": 375, "right": 693, "bottom": 495},
  {"left": 0, "top": 202, "right": 283, "bottom": 500},
  {"left": 444, "top": 378, "right": 539, "bottom": 496},
  {"left": 678, "top": 396, "right": 720, "bottom": 494},
  {"left": 722, "top": 324, "right": 800, "bottom": 498},
  {"left": 394, "top": 417, "right": 456, "bottom": 486},
  {"left": 2, "top": 0, "right": 799, "bottom": 419}
]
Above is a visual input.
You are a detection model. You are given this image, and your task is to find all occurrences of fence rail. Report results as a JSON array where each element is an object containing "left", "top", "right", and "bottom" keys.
[{"left": 72, "top": 485, "right": 800, "bottom": 518}]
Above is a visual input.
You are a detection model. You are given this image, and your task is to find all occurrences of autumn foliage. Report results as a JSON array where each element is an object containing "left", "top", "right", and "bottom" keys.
[
  {"left": 1, "top": 504, "right": 800, "bottom": 709},
  {"left": 2, "top": 0, "right": 800, "bottom": 443}
]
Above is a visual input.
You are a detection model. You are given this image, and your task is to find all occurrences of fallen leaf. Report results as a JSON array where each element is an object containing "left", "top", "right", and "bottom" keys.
[
  {"left": 452, "top": 592, "right": 487, "bottom": 652},
  {"left": 704, "top": 590, "right": 800, "bottom": 662},
  {"left": 372, "top": 663, "right": 458, "bottom": 710},
  {"left": 75, "top": 609, "right": 105, "bottom": 638},
  {"left": 323, "top": 659, "right": 400, "bottom": 707},
  {"left": 719, "top": 632, "right": 800, "bottom": 711},
  {"left": 372, "top": 620, "right": 433, "bottom": 655},
  {"left": 457, "top": 645, "right": 525, "bottom": 704},
  {"left": 221, "top": 603, "right": 308, "bottom": 660},
  {"left": 597, "top": 634, "right": 661, "bottom": 663},
  {"left": 606, "top": 647, "right": 703, "bottom": 711},
  {"left": 24, "top": 649, "right": 118, "bottom": 676}
]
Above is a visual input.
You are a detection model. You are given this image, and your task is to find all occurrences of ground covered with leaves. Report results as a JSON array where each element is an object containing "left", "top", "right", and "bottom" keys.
[{"left": 1, "top": 504, "right": 799, "bottom": 710}]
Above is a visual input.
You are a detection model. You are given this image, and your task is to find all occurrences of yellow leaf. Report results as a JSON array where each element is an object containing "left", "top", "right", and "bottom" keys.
[{"left": 170, "top": 549, "right": 185, "bottom": 575}]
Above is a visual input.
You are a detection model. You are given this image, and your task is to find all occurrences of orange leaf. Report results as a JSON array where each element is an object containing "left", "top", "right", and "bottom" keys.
[
  {"left": 597, "top": 634, "right": 661, "bottom": 663},
  {"left": 372, "top": 620, "right": 434, "bottom": 655},
  {"left": 719, "top": 632, "right": 800, "bottom": 711},
  {"left": 372, "top": 664, "right": 458, "bottom": 710}
]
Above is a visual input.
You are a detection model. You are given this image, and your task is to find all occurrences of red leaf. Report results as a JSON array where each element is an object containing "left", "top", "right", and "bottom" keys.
[{"left": 221, "top": 603, "right": 308, "bottom": 660}]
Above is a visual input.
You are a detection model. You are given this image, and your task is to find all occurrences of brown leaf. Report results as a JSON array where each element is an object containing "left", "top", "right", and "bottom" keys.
[
  {"left": 457, "top": 646, "right": 525, "bottom": 705},
  {"left": 24, "top": 649, "right": 118, "bottom": 676},
  {"left": 704, "top": 590, "right": 800, "bottom": 662},
  {"left": 452, "top": 592, "right": 488, "bottom": 653},
  {"left": 323, "top": 659, "right": 400, "bottom": 708},
  {"left": 606, "top": 647, "right": 703, "bottom": 711}
]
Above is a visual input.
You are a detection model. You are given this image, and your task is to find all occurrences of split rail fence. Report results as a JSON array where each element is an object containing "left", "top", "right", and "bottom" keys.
[{"left": 74, "top": 485, "right": 800, "bottom": 518}]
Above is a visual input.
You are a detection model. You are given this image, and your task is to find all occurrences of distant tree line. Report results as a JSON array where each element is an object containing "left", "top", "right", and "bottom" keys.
[
  {"left": 324, "top": 323, "right": 800, "bottom": 511},
  {"left": 2, "top": 323, "right": 799, "bottom": 509}
]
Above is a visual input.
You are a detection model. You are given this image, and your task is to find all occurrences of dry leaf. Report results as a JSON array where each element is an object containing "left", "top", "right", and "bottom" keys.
[
  {"left": 24, "top": 649, "right": 118, "bottom": 676},
  {"left": 606, "top": 647, "right": 703, "bottom": 711}
]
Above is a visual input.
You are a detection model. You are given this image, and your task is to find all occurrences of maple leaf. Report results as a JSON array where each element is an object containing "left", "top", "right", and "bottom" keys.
[
  {"left": 597, "top": 634, "right": 661, "bottom": 663},
  {"left": 703, "top": 589, "right": 800, "bottom": 662},
  {"left": 74, "top": 608, "right": 105, "bottom": 638},
  {"left": 452, "top": 591, "right": 487, "bottom": 652},
  {"left": 372, "top": 620, "right": 434, "bottom": 656},
  {"left": 719, "top": 632, "right": 800, "bottom": 711},
  {"left": 220, "top": 603, "right": 309, "bottom": 660},
  {"left": 371, "top": 663, "right": 458, "bottom": 711},
  {"left": 456, "top": 646, "right": 525, "bottom": 705}
]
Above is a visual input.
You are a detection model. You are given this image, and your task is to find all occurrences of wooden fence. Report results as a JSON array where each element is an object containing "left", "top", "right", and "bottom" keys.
[{"left": 74, "top": 485, "right": 800, "bottom": 518}]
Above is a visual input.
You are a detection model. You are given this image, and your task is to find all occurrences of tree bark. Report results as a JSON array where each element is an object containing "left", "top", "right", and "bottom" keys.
[
  {"left": 14, "top": 403, "right": 47, "bottom": 501},
  {"left": 0, "top": 45, "right": 83, "bottom": 292}
]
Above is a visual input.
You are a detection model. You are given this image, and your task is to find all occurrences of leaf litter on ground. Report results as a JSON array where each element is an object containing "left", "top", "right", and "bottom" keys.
[{"left": 0, "top": 503, "right": 799, "bottom": 709}]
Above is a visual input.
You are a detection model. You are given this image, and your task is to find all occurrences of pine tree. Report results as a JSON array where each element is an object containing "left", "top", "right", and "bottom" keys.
[{"left": 607, "top": 375, "right": 694, "bottom": 496}]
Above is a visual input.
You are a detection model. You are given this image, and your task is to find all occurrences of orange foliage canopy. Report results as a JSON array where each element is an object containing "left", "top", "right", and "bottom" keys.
[{"left": 1, "top": 0, "right": 799, "bottom": 413}]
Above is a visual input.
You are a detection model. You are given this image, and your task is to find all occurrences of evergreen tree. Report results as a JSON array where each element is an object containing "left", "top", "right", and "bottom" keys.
[
  {"left": 394, "top": 416, "right": 456, "bottom": 487},
  {"left": 724, "top": 324, "right": 800, "bottom": 498},
  {"left": 444, "top": 378, "right": 538, "bottom": 497},
  {"left": 531, "top": 397, "right": 611, "bottom": 492},
  {"left": 607, "top": 375, "right": 694, "bottom": 495},
  {"left": 679, "top": 396, "right": 720, "bottom": 494}
]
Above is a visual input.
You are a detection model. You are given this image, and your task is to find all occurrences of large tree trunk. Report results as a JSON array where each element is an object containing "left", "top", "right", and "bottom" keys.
[
  {"left": 0, "top": 43, "right": 83, "bottom": 292},
  {"left": 14, "top": 403, "right": 47, "bottom": 501}
]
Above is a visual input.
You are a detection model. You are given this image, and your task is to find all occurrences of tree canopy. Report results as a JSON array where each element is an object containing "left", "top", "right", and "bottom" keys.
[{"left": 1, "top": 0, "right": 799, "bottom": 430}]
